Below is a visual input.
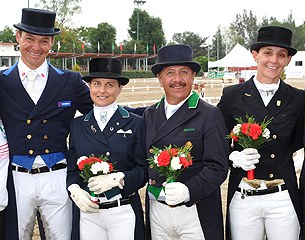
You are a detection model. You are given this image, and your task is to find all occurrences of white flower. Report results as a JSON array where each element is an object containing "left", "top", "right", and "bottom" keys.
[
  {"left": 154, "top": 156, "right": 159, "bottom": 164},
  {"left": 77, "top": 156, "right": 87, "bottom": 165},
  {"left": 90, "top": 161, "right": 110, "bottom": 175},
  {"left": 232, "top": 124, "right": 241, "bottom": 134},
  {"left": 171, "top": 156, "right": 182, "bottom": 170},
  {"left": 262, "top": 128, "right": 270, "bottom": 139}
]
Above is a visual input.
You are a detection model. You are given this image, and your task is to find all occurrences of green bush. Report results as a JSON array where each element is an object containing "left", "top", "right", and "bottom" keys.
[
  {"left": 80, "top": 70, "right": 155, "bottom": 79},
  {"left": 72, "top": 64, "right": 81, "bottom": 72}
]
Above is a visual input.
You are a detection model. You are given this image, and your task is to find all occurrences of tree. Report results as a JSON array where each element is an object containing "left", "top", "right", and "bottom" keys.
[
  {"left": 128, "top": 9, "right": 166, "bottom": 54},
  {"left": 51, "top": 26, "right": 81, "bottom": 53},
  {"left": 0, "top": 26, "right": 16, "bottom": 43},
  {"left": 88, "top": 23, "right": 117, "bottom": 53},
  {"left": 228, "top": 10, "right": 259, "bottom": 50},
  {"left": 39, "top": 0, "right": 82, "bottom": 26},
  {"left": 194, "top": 55, "right": 210, "bottom": 73},
  {"left": 210, "top": 26, "right": 226, "bottom": 60},
  {"left": 172, "top": 31, "right": 208, "bottom": 57}
]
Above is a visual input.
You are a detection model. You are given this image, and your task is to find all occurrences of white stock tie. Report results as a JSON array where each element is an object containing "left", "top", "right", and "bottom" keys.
[{"left": 27, "top": 70, "right": 38, "bottom": 102}]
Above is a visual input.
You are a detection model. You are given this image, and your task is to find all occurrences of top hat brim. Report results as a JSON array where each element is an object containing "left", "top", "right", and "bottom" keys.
[
  {"left": 151, "top": 61, "right": 201, "bottom": 76},
  {"left": 14, "top": 23, "right": 61, "bottom": 36},
  {"left": 250, "top": 42, "right": 297, "bottom": 56},
  {"left": 82, "top": 72, "right": 129, "bottom": 86}
]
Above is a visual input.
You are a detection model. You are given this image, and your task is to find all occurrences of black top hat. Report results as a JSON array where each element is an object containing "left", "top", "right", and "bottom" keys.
[
  {"left": 83, "top": 58, "right": 129, "bottom": 85},
  {"left": 14, "top": 8, "right": 61, "bottom": 36},
  {"left": 151, "top": 44, "right": 201, "bottom": 76},
  {"left": 250, "top": 26, "right": 297, "bottom": 56}
]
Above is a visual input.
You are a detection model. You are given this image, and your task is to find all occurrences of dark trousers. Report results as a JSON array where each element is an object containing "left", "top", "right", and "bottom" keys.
[{"left": 0, "top": 209, "right": 5, "bottom": 239}]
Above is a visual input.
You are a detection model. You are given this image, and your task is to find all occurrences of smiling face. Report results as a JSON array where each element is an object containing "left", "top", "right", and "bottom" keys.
[
  {"left": 157, "top": 65, "right": 196, "bottom": 105},
  {"left": 16, "top": 31, "right": 54, "bottom": 70},
  {"left": 252, "top": 46, "right": 292, "bottom": 84},
  {"left": 89, "top": 78, "right": 123, "bottom": 107}
]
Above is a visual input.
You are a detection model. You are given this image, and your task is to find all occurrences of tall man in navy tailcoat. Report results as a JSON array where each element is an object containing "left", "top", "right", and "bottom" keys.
[{"left": 0, "top": 8, "right": 92, "bottom": 239}]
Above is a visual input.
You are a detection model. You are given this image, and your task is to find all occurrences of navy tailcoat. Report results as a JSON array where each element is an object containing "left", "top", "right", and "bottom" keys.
[
  {"left": 0, "top": 63, "right": 92, "bottom": 239},
  {"left": 67, "top": 107, "right": 148, "bottom": 240},
  {"left": 144, "top": 92, "right": 229, "bottom": 240},
  {"left": 217, "top": 77, "right": 305, "bottom": 240}
]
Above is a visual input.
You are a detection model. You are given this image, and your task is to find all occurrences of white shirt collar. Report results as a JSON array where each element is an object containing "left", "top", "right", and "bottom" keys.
[
  {"left": 18, "top": 59, "right": 48, "bottom": 82},
  {"left": 253, "top": 77, "right": 280, "bottom": 92},
  {"left": 164, "top": 92, "right": 191, "bottom": 119},
  {"left": 253, "top": 77, "right": 280, "bottom": 106}
]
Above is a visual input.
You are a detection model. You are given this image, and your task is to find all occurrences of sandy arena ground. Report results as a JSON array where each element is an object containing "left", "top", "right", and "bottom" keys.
[{"left": 29, "top": 77, "right": 305, "bottom": 239}]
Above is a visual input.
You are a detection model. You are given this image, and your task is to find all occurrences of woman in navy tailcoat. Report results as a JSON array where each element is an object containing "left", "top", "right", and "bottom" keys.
[{"left": 67, "top": 58, "right": 147, "bottom": 240}]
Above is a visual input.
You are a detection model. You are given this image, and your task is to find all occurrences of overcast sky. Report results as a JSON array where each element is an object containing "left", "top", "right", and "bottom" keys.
[{"left": 1, "top": 0, "right": 304, "bottom": 44}]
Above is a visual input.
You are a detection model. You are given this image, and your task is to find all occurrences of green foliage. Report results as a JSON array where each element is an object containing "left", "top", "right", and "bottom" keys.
[
  {"left": 89, "top": 23, "right": 116, "bottom": 53},
  {"left": 172, "top": 31, "right": 208, "bottom": 57},
  {"left": 128, "top": 9, "right": 166, "bottom": 54},
  {"left": 80, "top": 70, "right": 154, "bottom": 79},
  {"left": 0, "top": 26, "right": 15, "bottom": 43},
  {"left": 210, "top": 26, "right": 226, "bottom": 60},
  {"left": 194, "top": 56, "right": 208, "bottom": 72},
  {"left": 280, "top": 70, "right": 286, "bottom": 80},
  {"left": 40, "top": 0, "right": 82, "bottom": 26},
  {"left": 72, "top": 64, "right": 81, "bottom": 72}
]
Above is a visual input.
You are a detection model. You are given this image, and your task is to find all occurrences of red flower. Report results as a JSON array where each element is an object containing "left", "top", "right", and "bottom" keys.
[
  {"left": 180, "top": 157, "right": 192, "bottom": 167},
  {"left": 241, "top": 123, "right": 251, "bottom": 135},
  {"left": 157, "top": 151, "right": 171, "bottom": 166},
  {"left": 77, "top": 154, "right": 113, "bottom": 182},
  {"left": 148, "top": 142, "right": 193, "bottom": 183},
  {"left": 108, "top": 163, "right": 114, "bottom": 172},
  {"left": 230, "top": 131, "right": 239, "bottom": 142},
  {"left": 169, "top": 148, "right": 179, "bottom": 157},
  {"left": 248, "top": 124, "right": 262, "bottom": 140}
]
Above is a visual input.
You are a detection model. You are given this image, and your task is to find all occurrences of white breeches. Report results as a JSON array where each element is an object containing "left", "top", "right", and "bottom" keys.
[
  {"left": 149, "top": 200, "right": 205, "bottom": 240},
  {"left": 229, "top": 190, "right": 300, "bottom": 240},
  {"left": 80, "top": 204, "right": 135, "bottom": 240},
  {"left": 13, "top": 168, "right": 72, "bottom": 240}
]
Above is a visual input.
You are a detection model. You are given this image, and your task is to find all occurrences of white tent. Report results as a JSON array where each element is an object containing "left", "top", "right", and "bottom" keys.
[{"left": 208, "top": 43, "right": 256, "bottom": 68}]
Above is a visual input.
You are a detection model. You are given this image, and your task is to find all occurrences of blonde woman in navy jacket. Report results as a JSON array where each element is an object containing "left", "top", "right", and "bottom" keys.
[{"left": 67, "top": 58, "right": 147, "bottom": 240}]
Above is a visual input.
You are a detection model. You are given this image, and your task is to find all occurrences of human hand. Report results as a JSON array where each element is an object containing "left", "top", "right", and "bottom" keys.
[
  {"left": 229, "top": 148, "right": 260, "bottom": 171},
  {"left": 164, "top": 182, "right": 190, "bottom": 206},
  {"left": 68, "top": 184, "right": 99, "bottom": 213},
  {"left": 87, "top": 172, "right": 125, "bottom": 195}
]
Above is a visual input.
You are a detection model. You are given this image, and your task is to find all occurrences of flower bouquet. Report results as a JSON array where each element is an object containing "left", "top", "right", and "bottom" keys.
[
  {"left": 148, "top": 141, "right": 193, "bottom": 183},
  {"left": 77, "top": 154, "right": 116, "bottom": 203},
  {"left": 147, "top": 141, "right": 193, "bottom": 200},
  {"left": 227, "top": 114, "right": 272, "bottom": 180}
]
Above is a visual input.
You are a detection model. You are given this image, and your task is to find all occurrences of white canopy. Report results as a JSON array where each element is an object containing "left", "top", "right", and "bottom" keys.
[{"left": 208, "top": 43, "right": 256, "bottom": 68}]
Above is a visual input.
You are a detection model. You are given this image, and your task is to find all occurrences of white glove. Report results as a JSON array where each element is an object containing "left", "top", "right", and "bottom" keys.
[
  {"left": 68, "top": 184, "right": 99, "bottom": 213},
  {"left": 88, "top": 172, "right": 125, "bottom": 195},
  {"left": 164, "top": 182, "right": 190, "bottom": 206},
  {"left": 229, "top": 148, "right": 260, "bottom": 171}
]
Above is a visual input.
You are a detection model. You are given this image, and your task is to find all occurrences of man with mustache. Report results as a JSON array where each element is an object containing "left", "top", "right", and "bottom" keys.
[{"left": 144, "top": 44, "right": 228, "bottom": 240}]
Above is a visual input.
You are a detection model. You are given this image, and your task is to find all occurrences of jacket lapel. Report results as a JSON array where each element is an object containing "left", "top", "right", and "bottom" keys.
[
  {"left": 82, "top": 111, "right": 108, "bottom": 145},
  {"left": 149, "top": 93, "right": 200, "bottom": 146},
  {"left": 1, "top": 65, "right": 35, "bottom": 109},
  {"left": 102, "top": 106, "right": 132, "bottom": 139},
  {"left": 241, "top": 78, "right": 270, "bottom": 122},
  {"left": 266, "top": 80, "right": 291, "bottom": 117}
]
